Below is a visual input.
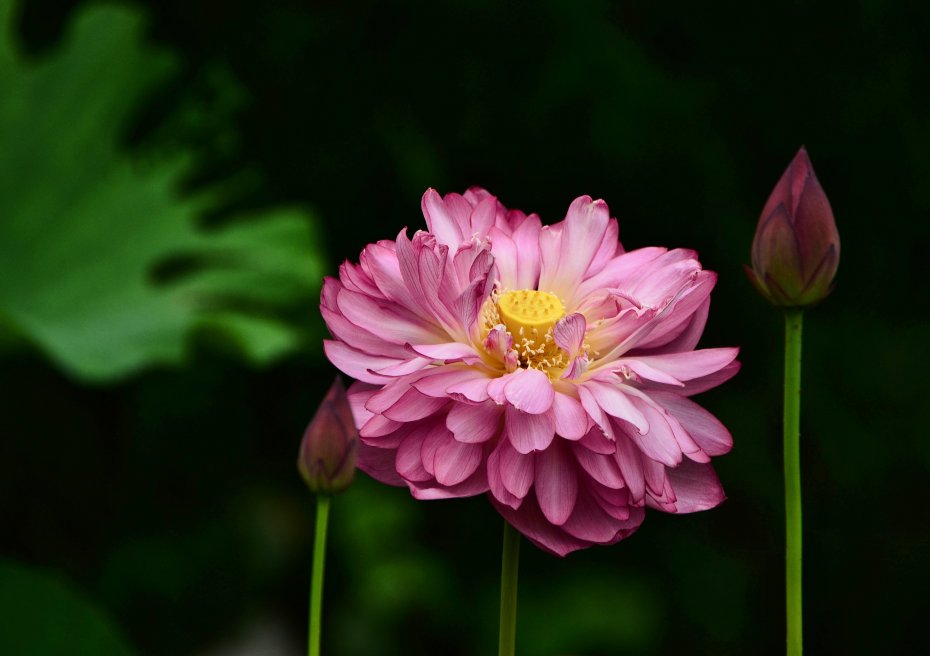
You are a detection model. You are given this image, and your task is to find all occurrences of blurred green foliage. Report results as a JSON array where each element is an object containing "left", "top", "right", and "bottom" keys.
[
  {"left": 0, "top": 558, "right": 136, "bottom": 656},
  {"left": 2, "top": 0, "right": 928, "bottom": 655},
  {"left": 0, "top": 0, "right": 323, "bottom": 381}
]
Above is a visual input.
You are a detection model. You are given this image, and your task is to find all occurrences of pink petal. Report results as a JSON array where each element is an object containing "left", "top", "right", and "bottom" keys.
[
  {"left": 620, "top": 399, "right": 682, "bottom": 467},
  {"left": 497, "top": 439, "right": 536, "bottom": 498},
  {"left": 551, "top": 391, "right": 589, "bottom": 439},
  {"left": 634, "top": 276, "right": 715, "bottom": 352},
  {"left": 486, "top": 375, "right": 510, "bottom": 404},
  {"left": 433, "top": 438, "right": 484, "bottom": 486},
  {"left": 450, "top": 241, "right": 491, "bottom": 291},
  {"left": 336, "top": 287, "right": 442, "bottom": 345},
  {"left": 616, "top": 359, "right": 684, "bottom": 386},
  {"left": 585, "top": 306, "right": 655, "bottom": 357},
  {"left": 553, "top": 313, "right": 586, "bottom": 355},
  {"left": 506, "top": 405, "right": 555, "bottom": 454},
  {"left": 362, "top": 422, "right": 415, "bottom": 451},
  {"left": 575, "top": 246, "right": 667, "bottom": 301},
  {"left": 395, "top": 231, "right": 460, "bottom": 335},
  {"left": 561, "top": 355, "right": 588, "bottom": 380},
  {"left": 395, "top": 430, "right": 432, "bottom": 482},
  {"left": 537, "top": 225, "right": 562, "bottom": 292},
  {"left": 382, "top": 388, "right": 448, "bottom": 422},
  {"left": 585, "top": 381, "right": 649, "bottom": 434},
  {"left": 560, "top": 487, "right": 641, "bottom": 543},
  {"left": 469, "top": 195, "right": 498, "bottom": 238},
  {"left": 535, "top": 441, "right": 578, "bottom": 526},
  {"left": 588, "top": 483, "right": 633, "bottom": 520},
  {"left": 416, "top": 239, "right": 463, "bottom": 325},
  {"left": 647, "top": 296, "right": 710, "bottom": 355},
  {"left": 642, "top": 456, "right": 671, "bottom": 498},
  {"left": 453, "top": 277, "right": 491, "bottom": 336},
  {"left": 489, "top": 229, "right": 520, "bottom": 290},
  {"left": 655, "top": 401, "right": 710, "bottom": 463},
  {"left": 543, "top": 196, "right": 610, "bottom": 298},
  {"left": 322, "top": 306, "right": 409, "bottom": 359},
  {"left": 357, "top": 442, "right": 405, "bottom": 487},
  {"left": 663, "top": 460, "right": 726, "bottom": 513},
  {"left": 359, "top": 413, "right": 403, "bottom": 440},
  {"left": 577, "top": 426, "right": 616, "bottom": 454},
  {"left": 365, "top": 377, "right": 420, "bottom": 414},
  {"left": 625, "top": 248, "right": 701, "bottom": 302},
  {"left": 421, "top": 188, "right": 464, "bottom": 247},
  {"left": 371, "top": 356, "right": 433, "bottom": 377},
  {"left": 491, "top": 495, "right": 590, "bottom": 557},
  {"left": 446, "top": 401, "right": 503, "bottom": 443},
  {"left": 621, "top": 348, "right": 739, "bottom": 382},
  {"left": 487, "top": 443, "right": 523, "bottom": 509},
  {"left": 338, "top": 261, "right": 381, "bottom": 297},
  {"left": 503, "top": 368, "right": 554, "bottom": 414},
  {"left": 613, "top": 433, "right": 645, "bottom": 502},
  {"left": 361, "top": 242, "right": 425, "bottom": 316},
  {"left": 323, "top": 340, "right": 394, "bottom": 384},
  {"left": 419, "top": 424, "right": 447, "bottom": 475},
  {"left": 636, "top": 271, "right": 717, "bottom": 353},
  {"left": 446, "top": 376, "right": 493, "bottom": 403},
  {"left": 410, "top": 366, "right": 488, "bottom": 398},
  {"left": 408, "top": 467, "right": 489, "bottom": 499},
  {"left": 652, "top": 392, "right": 733, "bottom": 456},
  {"left": 346, "top": 382, "right": 377, "bottom": 429},
  {"left": 408, "top": 341, "right": 482, "bottom": 362},
  {"left": 572, "top": 443, "right": 625, "bottom": 488},
  {"left": 576, "top": 384, "right": 617, "bottom": 441},
  {"left": 678, "top": 360, "right": 742, "bottom": 396},
  {"left": 587, "top": 217, "right": 620, "bottom": 275},
  {"left": 484, "top": 325, "right": 518, "bottom": 370},
  {"left": 511, "top": 214, "right": 543, "bottom": 290}
]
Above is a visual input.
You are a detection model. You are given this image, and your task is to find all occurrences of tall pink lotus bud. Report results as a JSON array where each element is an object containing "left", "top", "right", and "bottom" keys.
[
  {"left": 298, "top": 377, "right": 358, "bottom": 494},
  {"left": 748, "top": 147, "right": 840, "bottom": 307}
]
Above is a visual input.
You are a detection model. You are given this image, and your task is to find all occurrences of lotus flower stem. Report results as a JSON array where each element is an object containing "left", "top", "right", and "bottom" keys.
[
  {"left": 783, "top": 309, "right": 803, "bottom": 655},
  {"left": 498, "top": 521, "right": 521, "bottom": 656},
  {"left": 308, "top": 495, "right": 331, "bottom": 656}
]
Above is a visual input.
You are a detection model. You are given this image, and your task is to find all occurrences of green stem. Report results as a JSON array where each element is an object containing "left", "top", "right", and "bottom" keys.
[
  {"left": 498, "top": 521, "right": 521, "bottom": 656},
  {"left": 784, "top": 309, "right": 804, "bottom": 656},
  {"left": 309, "top": 494, "right": 331, "bottom": 656}
]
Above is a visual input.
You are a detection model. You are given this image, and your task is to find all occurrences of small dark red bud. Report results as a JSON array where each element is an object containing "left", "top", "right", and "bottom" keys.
[
  {"left": 297, "top": 377, "right": 358, "bottom": 494},
  {"left": 748, "top": 147, "right": 840, "bottom": 308}
]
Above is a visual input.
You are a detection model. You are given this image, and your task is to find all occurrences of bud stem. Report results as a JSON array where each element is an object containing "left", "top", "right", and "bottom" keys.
[
  {"left": 498, "top": 521, "right": 521, "bottom": 656},
  {"left": 308, "top": 494, "right": 331, "bottom": 656},
  {"left": 783, "top": 309, "right": 804, "bottom": 655}
]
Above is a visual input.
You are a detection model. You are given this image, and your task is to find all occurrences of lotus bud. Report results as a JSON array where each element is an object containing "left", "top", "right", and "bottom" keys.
[
  {"left": 297, "top": 377, "right": 358, "bottom": 494},
  {"left": 748, "top": 147, "right": 840, "bottom": 307}
]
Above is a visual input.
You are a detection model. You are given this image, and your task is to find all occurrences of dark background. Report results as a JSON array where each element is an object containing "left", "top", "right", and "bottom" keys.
[{"left": 2, "top": 0, "right": 929, "bottom": 654}]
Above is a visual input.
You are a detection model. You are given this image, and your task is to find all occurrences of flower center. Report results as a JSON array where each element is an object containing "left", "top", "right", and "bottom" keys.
[
  {"left": 496, "top": 289, "right": 565, "bottom": 338},
  {"left": 480, "top": 289, "right": 571, "bottom": 375}
]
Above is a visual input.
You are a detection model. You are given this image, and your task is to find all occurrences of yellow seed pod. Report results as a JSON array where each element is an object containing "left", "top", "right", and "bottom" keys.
[{"left": 496, "top": 290, "right": 564, "bottom": 338}]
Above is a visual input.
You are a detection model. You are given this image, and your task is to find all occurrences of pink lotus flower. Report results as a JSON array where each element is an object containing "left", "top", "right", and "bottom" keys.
[{"left": 323, "top": 188, "right": 739, "bottom": 556}]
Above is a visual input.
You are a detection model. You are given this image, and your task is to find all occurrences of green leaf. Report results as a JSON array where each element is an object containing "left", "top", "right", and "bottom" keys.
[
  {"left": 0, "top": 559, "right": 137, "bottom": 656},
  {"left": 0, "top": 1, "right": 324, "bottom": 381}
]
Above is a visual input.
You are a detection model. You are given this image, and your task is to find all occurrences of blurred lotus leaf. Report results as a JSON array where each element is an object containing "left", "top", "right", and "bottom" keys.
[
  {"left": 0, "top": 1, "right": 323, "bottom": 381},
  {"left": 0, "top": 558, "right": 137, "bottom": 656}
]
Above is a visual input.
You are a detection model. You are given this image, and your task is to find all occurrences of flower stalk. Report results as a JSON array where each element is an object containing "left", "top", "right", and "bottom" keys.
[
  {"left": 498, "top": 521, "right": 521, "bottom": 656},
  {"left": 308, "top": 494, "right": 331, "bottom": 656},
  {"left": 783, "top": 309, "right": 803, "bottom": 655},
  {"left": 749, "top": 148, "right": 839, "bottom": 654},
  {"left": 298, "top": 377, "right": 358, "bottom": 656}
]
